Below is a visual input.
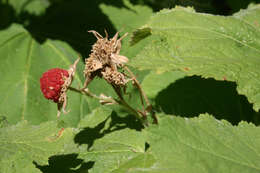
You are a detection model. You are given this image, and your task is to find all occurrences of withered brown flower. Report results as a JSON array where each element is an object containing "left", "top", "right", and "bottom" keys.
[{"left": 83, "top": 30, "right": 129, "bottom": 88}]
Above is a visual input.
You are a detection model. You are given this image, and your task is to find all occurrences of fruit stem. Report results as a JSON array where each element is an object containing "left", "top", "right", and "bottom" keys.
[
  {"left": 68, "top": 86, "right": 116, "bottom": 103},
  {"left": 68, "top": 86, "right": 148, "bottom": 126}
]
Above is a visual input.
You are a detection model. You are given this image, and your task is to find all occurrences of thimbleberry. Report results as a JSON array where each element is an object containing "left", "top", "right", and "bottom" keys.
[{"left": 40, "top": 68, "right": 69, "bottom": 103}]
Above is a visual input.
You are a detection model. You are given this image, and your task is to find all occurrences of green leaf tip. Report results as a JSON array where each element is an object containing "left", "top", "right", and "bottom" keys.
[{"left": 130, "top": 27, "right": 152, "bottom": 46}]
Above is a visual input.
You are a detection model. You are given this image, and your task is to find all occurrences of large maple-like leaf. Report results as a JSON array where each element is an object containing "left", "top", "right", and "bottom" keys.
[
  {"left": 130, "top": 5, "right": 260, "bottom": 111},
  {"left": 143, "top": 114, "right": 260, "bottom": 173},
  {"left": 0, "top": 24, "right": 88, "bottom": 126},
  {"left": 0, "top": 121, "right": 78, "bottom": 173},
  {"left": 76, "top": 107, "right": 152, "bottom": 173}
]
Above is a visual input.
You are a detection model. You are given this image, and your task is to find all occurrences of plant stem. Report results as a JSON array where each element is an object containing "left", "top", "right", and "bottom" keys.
[
  {"left": 124, "top": 66, "right": 150, "bottom": 107},
  {"left": 68, "top": 86, "right": 117, "bottom": 104},
  {"left": 110, "top": 85, "right": 146, "bottom": 122},
  {"left": 68, "top": 86, "right": 147, "bottom": 125},
  {"left": 124, "top": 66, "right": 158, "bottom": 124},
  {"left": 69, "top": 86, "right": 97, "bottom": 98}
]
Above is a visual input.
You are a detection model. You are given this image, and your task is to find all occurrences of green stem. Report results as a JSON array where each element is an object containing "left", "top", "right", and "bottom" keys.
[
  {"left": 124, "top": 66, "right": 150, "bottom": 106},
  {"left": 68, "top": 86, "right": 100, "bottom": 99},
  {"left": 124, "top": 66, "right": 158, "bottom": 124},
  {"left": 68, "top": 86, "right": 147, "bottom": 126},
  {"left": 110, "top": 85, "right": 148, "bottom": 126}
]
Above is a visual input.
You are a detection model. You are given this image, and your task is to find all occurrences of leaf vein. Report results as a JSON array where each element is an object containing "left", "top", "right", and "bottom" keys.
[
  {"left": 153, "top": 27, "right": 260, "bottom": 54},
  {"left": 21, "top": 38, "right": 34, "bottom": 120}
]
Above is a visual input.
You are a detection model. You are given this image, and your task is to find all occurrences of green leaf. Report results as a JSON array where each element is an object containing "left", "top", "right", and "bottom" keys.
[
  {"left": 0, "top": 121, "right": 77, "bottom": 173},
  {"left": 76, "top": 107, "right": 153, "bottom": 173},
  {"left": 130, "top": 27, "right": 152, "bottom": 46},
  {"left": 8, "top": 0, "right": 50, "bottom": 15},
  {"left": 143, "top": 73, "right": 257, "bottom": 125},
  {"left": 100, "top": 0, "right": 152, "bottom": 33},
  {"left": 109, "top": 153, "right": 156, "bottom": 173},
  {"left": 100, "top": 0, "right": 153, "bottom": 58},
  {"left": 145, "top": 114, "right": 260, "bottom": 173},
  {"left": 0, "top": 24, "right": 89, "bottom": 126},
  {"left": 130, "top": 5, "right": 260, "bottom": 111},
  {"left": 141, "top": 70, "right": 186, "bottom": 98}
]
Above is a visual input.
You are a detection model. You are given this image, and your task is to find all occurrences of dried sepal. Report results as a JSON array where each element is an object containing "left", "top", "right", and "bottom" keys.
[
  {"left": 57, "top": 58, "right": 80, "bottom": 117},
  {"left": 111, "top": 54, "right": 128, "bottom": 68},
  {"left": 85, "top": 58, "right": 103, "bottom": 73}
]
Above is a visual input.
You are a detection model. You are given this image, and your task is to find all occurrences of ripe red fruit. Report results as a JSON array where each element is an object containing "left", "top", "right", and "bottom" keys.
[{"left": 40, "top": 68, "right": 69, "bottom": 103}]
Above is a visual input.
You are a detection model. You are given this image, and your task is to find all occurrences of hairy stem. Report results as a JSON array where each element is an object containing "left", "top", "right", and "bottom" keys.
[
  {"left": 124, "top": 66, "right": 150, "bottom": 106},
  {"left": 69, "top": 86, "right": 147, "bottom": 125},
  {"left": 68, "top": 86, "right": 117, "bottom": 104},
  {"left": 110, "top": 85, "right": 145, "bottom": 121},
  {"left": 124, "top": 66, "right": 158, "bottom": 124}
]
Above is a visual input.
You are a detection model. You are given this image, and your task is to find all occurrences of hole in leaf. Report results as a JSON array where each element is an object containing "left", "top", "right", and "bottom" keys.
[
  {"left": 33, "top": 154, "right": 94, "bottom": 173},
  {"left": 155, "top": 76, "right": 260, "bottom": 125}
]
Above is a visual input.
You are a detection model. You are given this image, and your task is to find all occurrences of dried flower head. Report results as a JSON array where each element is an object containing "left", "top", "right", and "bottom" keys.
[{"left": 83, "top": 30, "right": 129, "bottom": 88}]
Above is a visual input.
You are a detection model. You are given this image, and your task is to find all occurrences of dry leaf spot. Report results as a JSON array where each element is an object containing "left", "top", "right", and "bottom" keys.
[{"left": 184, "top": 67, "right": 190, "bottom": 71}]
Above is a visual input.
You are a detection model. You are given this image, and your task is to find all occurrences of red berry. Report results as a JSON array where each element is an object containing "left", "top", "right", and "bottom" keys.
[{"left": 40, "top": 68, "right": 69, "bottom": 103}]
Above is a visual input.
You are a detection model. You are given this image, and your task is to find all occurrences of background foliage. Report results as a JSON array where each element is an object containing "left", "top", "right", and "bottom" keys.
[{"left": 0, "top": 0, "right": 260, "bottom": 172}]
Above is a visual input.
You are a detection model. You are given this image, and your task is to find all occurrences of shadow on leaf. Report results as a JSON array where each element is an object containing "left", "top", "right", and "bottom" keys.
[
  {"left": 0, "top": 1, "right": 15, "bottom": 30},
  {"left": 74, "top": 111, "right": 143, "bottom": 150},
  {"left": 155, "top": 76, "right": 260, "bottom": 125},
  {"left": 33, "top": 153, "right": 94, "bottom": 173},
  {"left": 0, "top": 0, "right": 132, "bottom": 57}
]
